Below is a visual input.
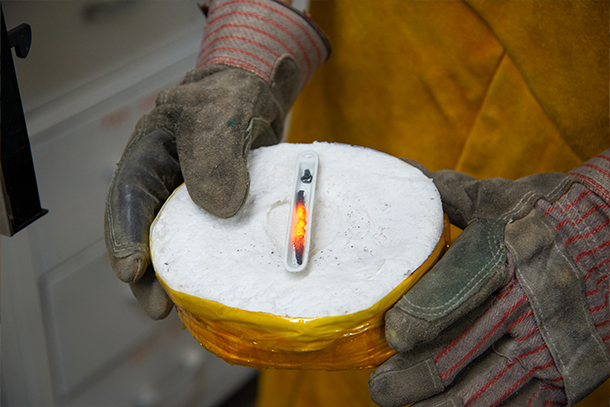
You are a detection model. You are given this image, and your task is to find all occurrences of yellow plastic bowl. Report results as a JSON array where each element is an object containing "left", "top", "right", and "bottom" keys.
[{"left": 156, "top": 216, "right": 449, "bottom": 370}]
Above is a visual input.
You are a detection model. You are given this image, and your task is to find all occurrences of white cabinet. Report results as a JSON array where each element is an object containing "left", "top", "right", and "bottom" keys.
[{"left": 2, "top": 3, "right": 256, "bottom": 405}]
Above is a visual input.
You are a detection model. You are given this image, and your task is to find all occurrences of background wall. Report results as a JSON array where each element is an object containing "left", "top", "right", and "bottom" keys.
[{"left": 2, "top": 2, "right": 256, "bottom": 405}]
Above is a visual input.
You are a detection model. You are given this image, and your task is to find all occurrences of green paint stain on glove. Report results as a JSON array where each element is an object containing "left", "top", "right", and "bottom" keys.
[{"left": 227, "top": 116, "right": 236, "bottom": 127}]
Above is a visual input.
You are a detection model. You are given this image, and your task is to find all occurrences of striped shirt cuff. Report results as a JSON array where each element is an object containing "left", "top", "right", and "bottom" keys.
[{"left": 196, "top": 0, "right": 330, "bottom": 86}]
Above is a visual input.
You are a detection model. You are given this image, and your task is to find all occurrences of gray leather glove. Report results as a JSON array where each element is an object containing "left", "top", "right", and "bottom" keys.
[
  {"left": 104, "top": 0, "right": 330, "bottom": 319},
  {"left": 369, "top": 152, "right": 609, "bottom": 407}
]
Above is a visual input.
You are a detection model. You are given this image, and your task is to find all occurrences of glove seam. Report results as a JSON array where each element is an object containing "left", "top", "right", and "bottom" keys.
[
  {"left": 510, "top": 210, "right": 609, "bottom": 405},
  {"left": 424, "top": 358, "right": 445, "bottom": 393},
  {"left": 553, "top": 239, "right": 609, "bottom": 364},
  {"left": 106, "top": 128, "right": 148, "bottom": 254},
  {"left": 401, "top": 220, "right": 504, "bottom": 314},
  {"left": 106, "top": 127, "right": 176, "bottom": 256},
  {"left": 514, "top": 260, "right": 572, "bottom": 402},
  {"left": 508, "top": 240, "right": 572, "bottom": 389},
  {"left": 501, "top": 176, "right": 573, "bottom": 221},
  {"left": 570, "top": 174, "right": 610, "bottom": 205}
]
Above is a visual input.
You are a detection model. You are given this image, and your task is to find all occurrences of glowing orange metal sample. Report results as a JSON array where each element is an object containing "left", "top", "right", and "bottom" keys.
[
  {"left": 294, "top": 190, "right": 307, "bottom": 264},
  {"left": 284, "top": 151, "right": 319, "bottom": 272}
]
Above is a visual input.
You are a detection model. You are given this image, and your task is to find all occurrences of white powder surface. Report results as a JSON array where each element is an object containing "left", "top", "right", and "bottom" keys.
[{"left": 151, "top": 142, "right": 443, "bottom": 318}]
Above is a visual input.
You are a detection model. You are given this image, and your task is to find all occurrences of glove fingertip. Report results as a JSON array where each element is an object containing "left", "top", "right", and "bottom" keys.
[
  {"left": 369, "top": 355, "right": 444, "bottom": 407},
  {"left": 110, "top": 252, "right": 149, "bottom": 284},
  {"left": 385, "top": 306, "right": 418, "bottom": 352},
  {"left": 385, "top": 306, "right": 445, "bottom": 353},
  {"left": 129, "top": 269, "right": 174, "bottom": 320},
  {"left": 185, "top": 166, "right": 250, "bottom": 219},
  {"left": 400, "top": 158, "right": 432, "bottom": 178},
  {"left": 145, "top": 291, "right": 174, "bottom": 321}
]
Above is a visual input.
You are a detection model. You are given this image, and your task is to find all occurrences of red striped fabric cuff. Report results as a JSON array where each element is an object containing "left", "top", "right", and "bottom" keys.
[
  {"left": 196, "top": 0, "right": 330, "bottom": 86},
  {"left": 568, "top": 149, "right": 610, "bottom": 204}
]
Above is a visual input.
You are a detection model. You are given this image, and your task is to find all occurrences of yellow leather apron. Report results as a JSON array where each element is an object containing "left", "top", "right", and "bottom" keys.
[{"left": 258, "top": 1, "right": 609, "bottom": 405}]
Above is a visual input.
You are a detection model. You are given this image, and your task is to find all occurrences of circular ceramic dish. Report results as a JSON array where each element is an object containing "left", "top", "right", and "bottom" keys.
[{"left": 151, "top": 142, "right": 449, "bottom": 369}]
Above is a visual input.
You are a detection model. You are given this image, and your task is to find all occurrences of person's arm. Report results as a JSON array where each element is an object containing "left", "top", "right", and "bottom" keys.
[
  {"left": 370, "top": 150, "right": 609, "bottom": 406},
  {"left": 104, "top": 0, "right": 330, "bottom": 319}
]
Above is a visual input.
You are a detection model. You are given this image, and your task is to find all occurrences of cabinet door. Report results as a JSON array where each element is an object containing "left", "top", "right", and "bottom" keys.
[{"left": 2, "top": 3, "right": 258, "bottom": 405}]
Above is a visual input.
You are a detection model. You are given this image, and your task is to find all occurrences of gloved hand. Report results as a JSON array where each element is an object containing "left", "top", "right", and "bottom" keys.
[
  {"left": 104, "top": 0, "right": 330, "bottom": 319},
  {"left": 369, "top": 151, "right": 609, "bottom": 406}
]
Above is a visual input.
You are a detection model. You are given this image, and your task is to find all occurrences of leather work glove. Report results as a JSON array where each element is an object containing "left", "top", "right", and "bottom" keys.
[
  {"left": 369, "top": 151, "right": 609, "bottom": 406},
  {"left": 104, "top": 0, "right": 330, "bottom": 319}
]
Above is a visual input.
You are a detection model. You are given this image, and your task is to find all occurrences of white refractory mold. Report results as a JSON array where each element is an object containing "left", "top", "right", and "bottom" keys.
[{"left": 151, "top": 142, "right": 443, "bottom": 319}]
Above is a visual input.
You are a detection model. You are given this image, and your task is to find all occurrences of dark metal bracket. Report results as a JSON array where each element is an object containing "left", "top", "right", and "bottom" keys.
[{"left": 1, "top": 4, "right": 48, "bottom": 236}]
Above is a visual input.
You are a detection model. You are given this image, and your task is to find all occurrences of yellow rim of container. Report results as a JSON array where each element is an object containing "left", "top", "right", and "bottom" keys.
[
  {"left": 152, "top": 217, "right": 450, "bottom": 352},
  {"left": 156, "top": 217, "right": 449, "bottom": 347},
  {"left": 150, "top": 179, "right": 450, "bottom": 369}
]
